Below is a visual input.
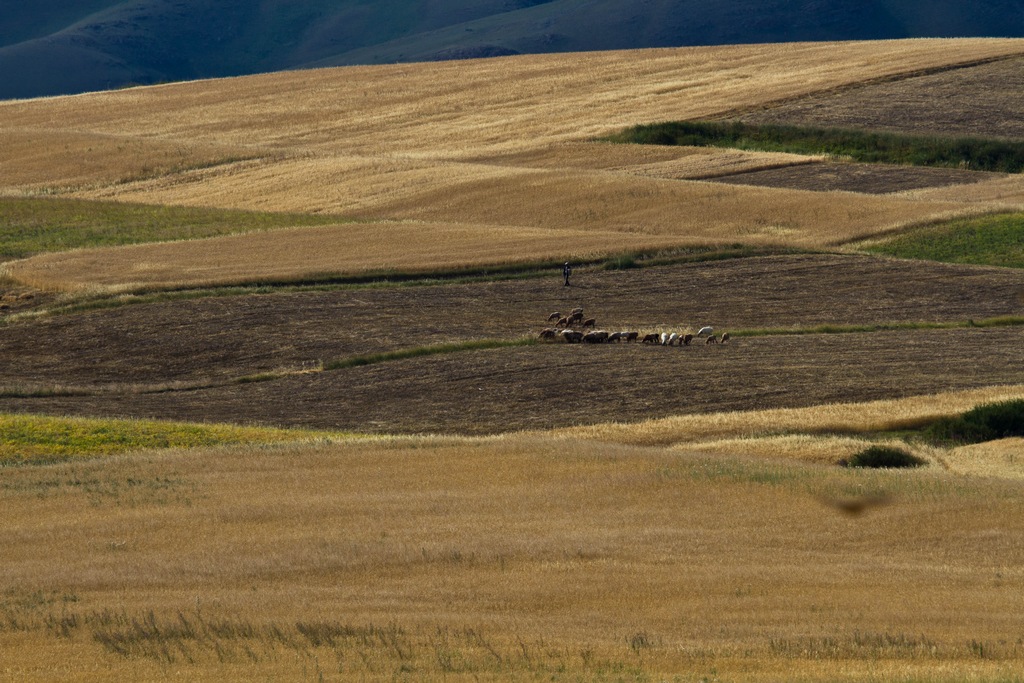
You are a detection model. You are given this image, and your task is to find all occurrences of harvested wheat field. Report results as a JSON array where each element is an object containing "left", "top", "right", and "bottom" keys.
[
  {"left": 4, "top": 435, "right": 1024, "bottom": 681},
  {"left": 5, "top": 38, "right": 1024, "bottom": 681}
]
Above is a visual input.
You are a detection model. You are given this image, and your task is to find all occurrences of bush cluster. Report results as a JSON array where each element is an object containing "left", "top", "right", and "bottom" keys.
[
  {"left": 924, "top": 399, "right": 1024, "bottom": 445},
  {"left": 843, "top": 445, "right": 926, "bottom": 469},
  {"left": 610, "top": 121, "right": 1024, "bottom": 173}
]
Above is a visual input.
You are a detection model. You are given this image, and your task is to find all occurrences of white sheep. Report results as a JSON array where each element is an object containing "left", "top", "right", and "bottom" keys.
[{"left": 696, "top": 326, "right": 713, "bottom": 337}]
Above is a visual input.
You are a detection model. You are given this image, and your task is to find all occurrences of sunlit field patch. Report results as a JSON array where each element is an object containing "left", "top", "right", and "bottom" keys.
[
  {"left": 861, "top": 211, "right": 1024, "bottom": 269},
  {"left": 0, "top": 414, "right": 345, "bottom": 464}
]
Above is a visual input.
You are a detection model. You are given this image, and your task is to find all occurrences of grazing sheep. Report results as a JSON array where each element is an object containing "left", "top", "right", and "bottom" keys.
[
  {"left": 561, "top": 329, "right": 584, "bottom": 343},
  {"left": 582, "top": 317, "right": 596, "bottom": 329},
  {"left": 706, "top": 335, "right": 718, "bottom": 344},
  {"left": 571, "top": 307, "right": 584, "bottom": 316},
  {"left": 683, "top": 333, "right": 693, "bottom": 346},
  {"left": 697, "top": 326, "right": 713, "bottom": 337},
  {"left": 641, "top": 333, "right": 661, "bottom": 344},
  {"left": 721, "top": 332, "right": 730, "bottom": 343},
  {"left": 539, "top": 328, "right": 558, "bottom": 340},
  {"left": 569, "top": 311, "right": 584, "bottom": 324},
  {"left": 624, "top": 331, "right": 639, "bottom": 342},
  {"left": 547, "top": 312, "right": 561, "bottom": 322},
  {"left": 556, "top": 316, "right": 570, "bottom": 327},
  {"left": 667, "top": 332, "right": 679, "bottom": 346},
  {"left": 660, "top": 332, "right": 669, "bottom": 345},
  {"left": 606, "top": 331, "right": 624, "bottom": 343},
  {"left": 583, "top": 330, "right": 609, "bottom": 343}
]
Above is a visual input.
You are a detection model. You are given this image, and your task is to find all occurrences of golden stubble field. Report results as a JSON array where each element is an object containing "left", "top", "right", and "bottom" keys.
[
  {"left": 3, "top": 39, "right": 1024, "bottom": 290},
  {"left": 3, "top": 426, "right": 1024, "bottom": 682}
]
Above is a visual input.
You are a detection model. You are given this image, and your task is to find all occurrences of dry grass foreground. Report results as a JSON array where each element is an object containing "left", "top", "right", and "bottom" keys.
[
  {"left": 4, "top": 423, "right": 1024, "bottom": 681},
  {"left": 3, "top": 40, "right": 1024, "bottom": 290}
]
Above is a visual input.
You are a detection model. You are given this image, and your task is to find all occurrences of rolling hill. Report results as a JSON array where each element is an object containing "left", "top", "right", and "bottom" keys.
[
  {"left": 2, "top": 0, "right": 1024, "bottom": 99},
  {"left": 4, "top": 38, "right": 1024, "bottom": 681}
]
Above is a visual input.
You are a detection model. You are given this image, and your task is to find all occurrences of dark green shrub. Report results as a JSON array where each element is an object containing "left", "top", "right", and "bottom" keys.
[
  {"left": 923, "top": 399, "right": 1024, "bottom": 445},
  {"left": 924, "top": 416, "right": 997, "bottom": 445},
  {"left": 961, "top": 399, "right": 1024, "bottom": 438},
  {"left": 843, "top": 445, "right": 926, "bottom": 469}
]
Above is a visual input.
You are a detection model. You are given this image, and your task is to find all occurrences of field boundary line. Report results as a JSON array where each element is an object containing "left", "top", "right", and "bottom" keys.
[{"left": 705, "top": 51, "right": 1024, "bottom": 121}]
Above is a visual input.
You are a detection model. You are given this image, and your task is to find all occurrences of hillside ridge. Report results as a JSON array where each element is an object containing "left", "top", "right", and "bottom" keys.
[{"left": 3, "top": 0, "right": 1024, "bottom": 99}]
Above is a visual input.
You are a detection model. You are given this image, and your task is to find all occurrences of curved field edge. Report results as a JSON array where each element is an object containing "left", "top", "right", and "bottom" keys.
[
  {"left": 7, "top": 385, "right": 1024, "bottom": 477},
  {"left": 552, "top": 384, "right": 1024, "bottom": 447},
  {"left": 856, "top": 211, "right": 1024, "bottom": 269},
  {"left": 0, "top": 186, "right": 972, "bottom": 295}
]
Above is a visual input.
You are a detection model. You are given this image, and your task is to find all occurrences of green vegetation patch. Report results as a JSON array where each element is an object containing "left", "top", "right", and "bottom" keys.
[
  {"left": 863, "top": 212, "right": 1024, "bottom": 269},
  {"left": 923, "top": 399, "right": 1024, "bottom": 446},
  {"left": 0, "top": 197, "right": 348, "bottom": 260},
  {"left": 842, "top": 445, "right": 927, "bottom": 469},
  {"left": 0, "top": 414, "right": 338, "bottom": 465},
  {"left": 606, "top": 121, "right": 1024, "bottom": 173}
]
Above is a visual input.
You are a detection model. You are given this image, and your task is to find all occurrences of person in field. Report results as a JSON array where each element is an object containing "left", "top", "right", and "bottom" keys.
[{"left": 562, "top": 262, "right": 572, "bottom": 286}]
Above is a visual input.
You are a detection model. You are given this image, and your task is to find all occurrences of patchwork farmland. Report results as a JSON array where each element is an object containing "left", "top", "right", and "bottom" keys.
[{"left": 2, "top": 39, "right": 1024, "bottom": 681}]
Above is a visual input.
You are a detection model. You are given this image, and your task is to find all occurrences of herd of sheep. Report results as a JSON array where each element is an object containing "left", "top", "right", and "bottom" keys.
[{"left": 539, "top": 307, "right": 730, "bottom": 345}]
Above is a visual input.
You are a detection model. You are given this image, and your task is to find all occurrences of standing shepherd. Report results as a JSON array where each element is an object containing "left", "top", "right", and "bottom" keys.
[{"left": 562, "top": 261, "right": 572, "bottom": 286}]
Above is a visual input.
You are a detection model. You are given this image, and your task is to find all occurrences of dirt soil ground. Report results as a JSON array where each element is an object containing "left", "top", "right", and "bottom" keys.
[
  {"left": 737, "top": 55, "right": 1024, "bottom": 140},
  {"left": 3, "top": 254, "right": 1023, "bottom": 433},
  {"left": 711, "top": 162, "right": 1002, "bottom": 194}
]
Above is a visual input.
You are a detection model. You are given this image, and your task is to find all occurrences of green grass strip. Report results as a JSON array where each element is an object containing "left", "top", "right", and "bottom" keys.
[
  {"left": 0, "top": 197, "right": 350, "bottom": 260},
  {"left": 0, "top": 414, "right": 346, "bottom": 465},
  {"left": 323, "top": 338, "right": 538, "bottom": 372},
  {"left": 731, "top": 316, "right": 1024, "bottom": 338},
  {"left": 605, "top": 121, "right": 1024, "bottom": 173},
  {"left": 862, "top": 212, "right": 1024, "bottom": 269}
]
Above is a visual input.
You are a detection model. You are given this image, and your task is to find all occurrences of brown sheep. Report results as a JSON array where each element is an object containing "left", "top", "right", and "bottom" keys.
[
  {"left": 721, "top": 332, "right": 730, "bottom": 343},
  {"left": 641, "top": 333, "right": 661, "bottom": 344},
  {"left": 561, "top": 330, "right": 584, "bottom": 343},
  {"left": 571, "top": 307, "right": 584, "bottom": 316},
  {"left": 706, "top": 335, "right": 718, "bottom": 344},
  {"left": 539, "top": 328, "right": 558, "bottom": 340},
  {"left": 581, "top": 317, "right": 596, "bottom": 329},
  {"left": 624, "top": 331, "right": 639, "bottom": 343},
  {"left": 556, "top": 316, "right": 570, "bottom": 327},
  {"left": 582, "top": 330, "right": 609, "bottom": 343},
  {"left": 569, "top": 311, "right": 584, "bottom": 324},
  {"left": 606, "top": 331, "right": 624, "bottom": 343},
  {"left": 683, "top": 334, "right": 693, "bottom": 346},
  {"left": 547, "top": 311, "right": 561, "bottom": 322}
]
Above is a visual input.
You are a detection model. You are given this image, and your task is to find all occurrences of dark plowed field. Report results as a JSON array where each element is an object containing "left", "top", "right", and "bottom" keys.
[
  {"left": 713, "top": 162, "right": 1001, "bottom": 194},
  {"left": 739, "top": 56, "right": 1024, "bottom": 140},
  {"left": 5, "top": 327, "right": 1024, "bottom": 435},
  {"left": 3, "top": 254, "right": 1023, "bottom": 433}
]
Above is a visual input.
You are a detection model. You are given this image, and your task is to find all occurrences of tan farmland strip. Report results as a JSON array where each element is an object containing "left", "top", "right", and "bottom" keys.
[
  {"left": 348, "top": 171, "right": 967, "bottom": 245},
  {"left": 4, "top": 222, "right": 687, "bottom": 292},
  {"left": 0, "top": 129, "right": 256, "bottom": 191}
]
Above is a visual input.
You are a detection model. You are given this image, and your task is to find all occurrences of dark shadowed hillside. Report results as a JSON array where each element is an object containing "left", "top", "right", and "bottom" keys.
[{"left": 2, "top": 0, "right": 1024, "bottom": 99}]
